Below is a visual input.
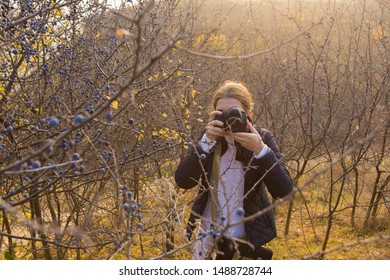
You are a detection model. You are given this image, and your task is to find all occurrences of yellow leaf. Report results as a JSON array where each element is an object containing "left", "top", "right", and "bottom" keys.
[
  {"left": 191, "top": 88, "right": 196, "bottom": 98},
  {"left": 116, "top": 28, "right": 130, "bottom": 37},
  {"left": 192, "top": 34, "right": 205, "bottom": 48},
  {"left": 111, "top": 100, "right": 119, "bottom": 110},
  {"left": 372, "top": 26, "right": 385, "bottom": 41},
  {"left": 355, "top": 125, "right": 360, "bottom": 131},
  {"left": 137, "top": 133, "right": 144, "bottom": 141},
  {"left": 185, "top": 109, "right": 190, "bottom": 119},
  {"left": 177, "top": 71, "right": 182, "bottom": 76},
  {"left": 30, "top": 108, "right": 40, "bottom": 114},
  {"left": 53, "top": 8, "right": 62, "bottom": 16},
  {"left": 148, "top": 73, "right": 159, "bottom": 81},
  {"left": 23, "top": 212, "right": 32, "bottom": 219},
  {"left": 162, "top": 112, "right": 168, "bottom": 118}
]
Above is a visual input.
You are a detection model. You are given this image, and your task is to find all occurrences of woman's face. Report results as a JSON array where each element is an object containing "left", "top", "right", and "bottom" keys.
[{"left": 215, "top": 97, "right": 245, "bottom": 113}]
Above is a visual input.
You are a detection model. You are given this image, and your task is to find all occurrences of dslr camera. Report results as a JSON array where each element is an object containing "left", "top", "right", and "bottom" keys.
[{"left": 215, "top": 107, "right": 248, "bottom": 133}]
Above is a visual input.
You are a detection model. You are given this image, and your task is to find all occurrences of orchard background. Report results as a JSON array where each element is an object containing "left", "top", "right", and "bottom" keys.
[{"left": 0, "top": 0, "right": 389, "bottom": 260}]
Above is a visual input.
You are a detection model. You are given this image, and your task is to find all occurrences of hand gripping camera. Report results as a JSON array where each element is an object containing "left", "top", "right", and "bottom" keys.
[{"left": 215, "top": 106, "right": 248, "bottom": 133}]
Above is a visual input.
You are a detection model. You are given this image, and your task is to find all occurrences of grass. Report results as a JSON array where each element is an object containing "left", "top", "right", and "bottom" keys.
[{"left": 270, "top": 200, "right": 390, "bottom": 260}]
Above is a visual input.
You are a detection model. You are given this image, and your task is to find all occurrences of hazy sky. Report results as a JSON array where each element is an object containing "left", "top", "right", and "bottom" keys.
[{"left": 104, "top": 0, "right": 123, "bottom": 8}]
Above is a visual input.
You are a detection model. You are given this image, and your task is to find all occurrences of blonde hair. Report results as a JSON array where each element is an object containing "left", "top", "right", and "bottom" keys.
[{"left": 211, "top": 81, "right": 254, "bottom": 113}]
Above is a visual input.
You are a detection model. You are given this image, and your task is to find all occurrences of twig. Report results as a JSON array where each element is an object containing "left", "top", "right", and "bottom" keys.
[
  {"left": 3, "top": 159, "right": 83, "bottom": 175},
  {"left": 0, "top": 0, "right": 80, "bottom": 35},
  {"left": 302, "top": 234, "right": 390, "bottom": 259}
]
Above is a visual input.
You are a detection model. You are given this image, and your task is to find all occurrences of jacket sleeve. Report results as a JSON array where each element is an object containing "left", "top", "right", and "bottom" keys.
[
  {"left": 175, "top": 140, "right": 213, "bottom": 190},
  {"left": 251, "top": 129, "right": 293, "bottom": 199}
]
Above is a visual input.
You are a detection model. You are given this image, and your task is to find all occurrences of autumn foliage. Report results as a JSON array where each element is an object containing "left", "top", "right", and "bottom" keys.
[{"left": 0, "top": 0, "right": 389, "bottom": 260}]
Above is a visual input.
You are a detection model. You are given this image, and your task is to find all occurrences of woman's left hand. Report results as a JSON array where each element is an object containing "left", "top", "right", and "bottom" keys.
[{"left": 231, "top": 120, "right": 265, "bottom": 154}]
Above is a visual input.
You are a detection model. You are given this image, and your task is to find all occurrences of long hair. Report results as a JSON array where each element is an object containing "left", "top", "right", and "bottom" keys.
[{"left": 211, "top": 81, "right": 254, "bottom": 113}]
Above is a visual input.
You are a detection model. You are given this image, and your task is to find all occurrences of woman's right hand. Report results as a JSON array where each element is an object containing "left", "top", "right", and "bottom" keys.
[{"left": 205, "top": 111, "right": 225, "bottom": 142}]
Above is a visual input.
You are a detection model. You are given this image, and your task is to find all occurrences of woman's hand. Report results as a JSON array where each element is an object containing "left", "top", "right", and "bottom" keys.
[
  {"left": 205, "top": 111, "right": 226, "bottom": 142},
  {"left": 231, "top": 120, "right": 265, "bottom": 154}
]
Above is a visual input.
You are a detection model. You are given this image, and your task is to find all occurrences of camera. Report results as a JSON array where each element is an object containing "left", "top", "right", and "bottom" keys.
[{"left": 215, "top": 106, "right": 248, "bottom": 133}]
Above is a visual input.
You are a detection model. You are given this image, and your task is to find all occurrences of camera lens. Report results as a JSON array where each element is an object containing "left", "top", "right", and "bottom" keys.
[
  {"left": 225, "top": 117, "right": 242, "bottom": 132},
  {"left": 214, "top": 107, "right": 247, "bottom": 133}
]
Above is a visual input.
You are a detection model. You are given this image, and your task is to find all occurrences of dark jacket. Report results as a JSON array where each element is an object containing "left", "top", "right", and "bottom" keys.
[{"left": 175, "top": 128, "right": 293, "bottom": 247}]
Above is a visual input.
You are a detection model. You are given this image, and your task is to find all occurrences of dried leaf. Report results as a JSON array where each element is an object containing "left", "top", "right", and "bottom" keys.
[{"left": 116, "top": 28, "right": 131, "bottom": 37}]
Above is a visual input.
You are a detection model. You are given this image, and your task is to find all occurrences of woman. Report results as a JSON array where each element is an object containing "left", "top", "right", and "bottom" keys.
[{"left": 175, "top": 81, "right": 293, "bottom": 259}]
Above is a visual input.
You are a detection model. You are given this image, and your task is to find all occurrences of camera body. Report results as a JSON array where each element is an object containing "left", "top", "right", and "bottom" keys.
[{"left": 215, "top": 106, "right": 248, "bottom": 133}]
